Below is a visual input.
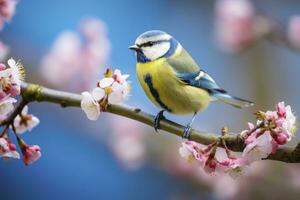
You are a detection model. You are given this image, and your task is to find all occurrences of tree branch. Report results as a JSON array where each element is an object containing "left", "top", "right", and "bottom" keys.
[{"left": 19, "top": 82, "right": 299, "bottom": 163}]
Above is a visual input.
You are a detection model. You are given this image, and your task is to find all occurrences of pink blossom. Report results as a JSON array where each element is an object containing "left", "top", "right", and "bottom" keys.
[
  {"left": 21, "top": 144, "right": 41, "bottom": 165},
  {"left": 0, "top": 96, "right": 16, "bottom": 122},
  {"left": 273, "top": 133, "right": 288, "bottom": 145},
  {"left": 182, "top": 102, "right": 297, "bottom": 178},
  {"left": 203, "top": 157, "right": 218, "bottom": 174},
  {"left": 267, "top": 102, "right": 297, "bottom": 139},
  {"left": 179, "top": 141, "right": 205, "bottom": 163},
  {"left": 240, "top": 122, "right": 255, "bottom": 141},
  {"left": 81, "top": 91, "right": 100, "bottom": 120},
  {"left": 98, "top": 77, "right": 114, "bottom": 88},
  {"left": 112, "top": 135, "right": 146, "bottom": 170},
  {"left": 288, "top": 16, "right": 300, "bottom": 49},
  {"left": 179, "top": 141, "right": 219, "bottom": 174},
  {"left": 0, "top": 0, "right": 17, "bottom": 31},
  {"left": 216, "top": 151, "right": 249, "bottom": 178},
  {"left": 41, "top": 31, "right": 81, "bottom": 88},
  {"left": 81, "top": 69, "right": 130, "bottom": 120},
  {"left": 41, "top": 18, "right": 110, "bottom": 92},
  {"left": 94, "top": 69, "right": 130, "bottom": 104},
  {"left": 241, "top": 102, "right": 297, "bottom": 162},
  {"left": 276, "top": 101, "right": 286, "bottom": 117},
  {"left": 179, "top": 141, "right": 216, "bottom": 173},
  {"left": 13, "top": 106, "right": 40, "bottom": 134},
  {"left": 108, "top": 81, "right": 130, "bottom": 104},
  {"left": 215, "top": 0, "right": 256, "bottom": 52},
  {"left": 0, "top": 58, "right": 24, "bottom": 98},
  {"left": 79, "top": 18, "right": 108, "bottom": 41},
  {"left": 91, "top": 87, "right": 105, "bottom": 101},
  {"left": 242, "top": 131, "right": 275, "bottom": 162},
  {"left": 109, "top": 117, "right": 146, "bottom": 170},
  {"left": 281, "top": 104, "right": 297, "bottom": 136},
  {"left": 0, "top": 137, "right": 20, "bottom": 159},
  {"left": 179, "top": 141, "right": 248, "bottom": 177},
  {"left": 112, "top": 69, "right": 130, "bottom": 84}
]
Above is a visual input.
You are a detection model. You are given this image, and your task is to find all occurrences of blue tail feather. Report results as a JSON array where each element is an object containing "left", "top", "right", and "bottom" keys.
[{"left": 211, "top": 91, "right": 254, "bottom": 108}]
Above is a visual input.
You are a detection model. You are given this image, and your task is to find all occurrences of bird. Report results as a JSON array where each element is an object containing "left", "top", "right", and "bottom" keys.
[{"left": 129, "top": 30, "right": 253, "bottom": 139}]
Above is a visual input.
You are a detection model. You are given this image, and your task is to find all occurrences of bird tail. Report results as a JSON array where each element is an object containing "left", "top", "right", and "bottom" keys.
[{"left": 211, "top": 90, "right": 254, "bottom": 108}]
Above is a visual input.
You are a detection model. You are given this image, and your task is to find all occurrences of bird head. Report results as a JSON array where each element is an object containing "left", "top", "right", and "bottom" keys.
[{"left": 129, "top": 30, "right": 179, "bottom": 63}]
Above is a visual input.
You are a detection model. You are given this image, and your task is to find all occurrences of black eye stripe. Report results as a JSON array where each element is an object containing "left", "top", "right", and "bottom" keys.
[
  {"left": 140, "top": 41, "right": 155, "bottom": 47},
  {"left": 138, "top": 39, "right": 169, "bottom": 48}
]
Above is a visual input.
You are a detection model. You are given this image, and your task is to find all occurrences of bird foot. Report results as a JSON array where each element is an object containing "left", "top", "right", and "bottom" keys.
[
  {"left": 154, "top": 110, "right": 165, "bottom": 132},
  {"left": 182, "top": 125, "right": 192, "bottom": 139}
]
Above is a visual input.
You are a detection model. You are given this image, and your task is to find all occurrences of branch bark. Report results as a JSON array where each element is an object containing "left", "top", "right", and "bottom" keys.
[{"left": 20, "top": 82, "right": 300, "bottom": 163}]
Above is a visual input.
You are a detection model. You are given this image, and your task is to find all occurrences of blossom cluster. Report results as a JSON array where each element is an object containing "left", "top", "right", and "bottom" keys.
[
  {"left": 215, "top": 0, "right": 300, "bottom": 52},
  {"left": 215, "top": 0, "right": 258, "bottom": 52},
  {"left": 0, "top": 58, "right": 23, "bottom": 118},
  {"left": 0, "top": 58, "right": 41, "bottom": 165},
  {"left": 0, "top": 0, "right": 18, "bottom": 61},
  {"left": 41, "top": 18, "right": 110, "bottom": 92},
  {"left": 109, "top": 117, "right": 147, "bottom": 170},
  {"left": 241, "top": 102, "right": 297, "bottom": 162},
  {"left": 81, "top": 69, "right": 130, "bottom": 120},
  {"left": 0, "top": 0, "right": 17, "bottom": 30},
  {"left": 288, "top": 16, "right": 300, "bottom": 49},
  {"left": 179, "top": 141, "right": 248, "bottom": 178},
  {"left": 179, "top": 102, "right": 297, "bottom": 178}
]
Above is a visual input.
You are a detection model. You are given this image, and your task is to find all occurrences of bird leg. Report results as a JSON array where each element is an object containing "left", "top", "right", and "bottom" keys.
[
  {"left": 182, "top": 112, "right": 197, "bottom": 139},
  {"left": 154, "top": 110, "right": 165, "bottom": 132}
]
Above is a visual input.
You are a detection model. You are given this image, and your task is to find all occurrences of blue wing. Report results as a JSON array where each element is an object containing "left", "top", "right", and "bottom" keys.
[
  {"left": 177, "top": 69, "right": 225, "bottom": 94},
  {"left": 177, "top": 69, "right": 254, "bottom": 108}
]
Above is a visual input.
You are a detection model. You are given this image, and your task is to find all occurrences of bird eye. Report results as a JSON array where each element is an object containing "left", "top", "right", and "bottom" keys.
[
  {"left": 140, "top": 41, "right": 155, "bottom": 48},
  {"left": 148, "top": 41, "right": 154, "bottom": 46}
]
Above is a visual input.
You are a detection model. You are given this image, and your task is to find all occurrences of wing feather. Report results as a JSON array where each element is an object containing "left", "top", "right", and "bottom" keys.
[
  {"left": 166, "top": 48, "right": 222, "bottom": 92},
  {"left": 177, "top": 69, "right": 225, "bottom": 93},
  {"left": 176, "top": 69, "right": 254, "bottom": 108},
  {"left": 167, "top": 49, "right": 254, "bottom": 108},
  {"left": 166, "top": 48, "right": 199, "bottom": 73}
]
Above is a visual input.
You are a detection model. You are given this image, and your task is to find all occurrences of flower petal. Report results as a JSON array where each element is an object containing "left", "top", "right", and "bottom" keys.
[
  {"left": 22, "top": 145, "right": 42, "bottom": 165},
  {"left": 99, "top": 77, "right": 114, "bottom": 88},
  {"left": 7, "top": 58, "right": 16, "bottom": 68},
  {"left": 92, "top": 87, "right": 105, "bottom": 101},
  {"left": 21, "top": 105, "right": 29, "bottom": 115},
  {"left": 81, "top": 91, "right": 100, "bottom": 120},
  {"left": 242, "top": 131, "right": 273, "bottom": 162},
  {"left": 111, "top": 82, "right": 123, "bottom": 91},
  {"left": 3, "top": 151, "right": 20, "bottom": 159},
  {"left": 108, "top": 90, "right": 123, "bottom": 104}
]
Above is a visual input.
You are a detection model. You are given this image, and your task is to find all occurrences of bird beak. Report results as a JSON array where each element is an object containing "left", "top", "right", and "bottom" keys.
[{"left": 129, "top": 44, "right": 140, "bottom": 51}]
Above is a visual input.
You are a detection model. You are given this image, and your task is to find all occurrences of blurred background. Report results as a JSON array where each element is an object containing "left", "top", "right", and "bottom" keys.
[{"left": 0, "top": 0, "right": 300, "bottom": 199}]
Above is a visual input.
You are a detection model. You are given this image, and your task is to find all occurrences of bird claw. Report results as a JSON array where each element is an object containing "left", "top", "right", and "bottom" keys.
[
  {"left": 182, "top": 125, "right": 192, "bottom": 139},
  {"left": 154, "top": 110, "right": 165, "bottom": 132}
]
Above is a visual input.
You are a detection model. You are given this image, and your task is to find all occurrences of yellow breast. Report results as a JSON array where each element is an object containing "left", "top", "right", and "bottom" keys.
[{"left": 136, "top": 58, "right": 211, "bottom": 115}]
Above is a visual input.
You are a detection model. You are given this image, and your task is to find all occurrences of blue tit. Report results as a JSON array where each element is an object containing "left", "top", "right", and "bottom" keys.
[{"left": 129, "top": 30, "right": 253, "bottom": 138}]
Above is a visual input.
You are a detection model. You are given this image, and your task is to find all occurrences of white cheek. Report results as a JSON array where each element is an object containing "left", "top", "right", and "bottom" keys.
[{"left": 143, "top": 42, "right": 170, "bottom": 61}]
